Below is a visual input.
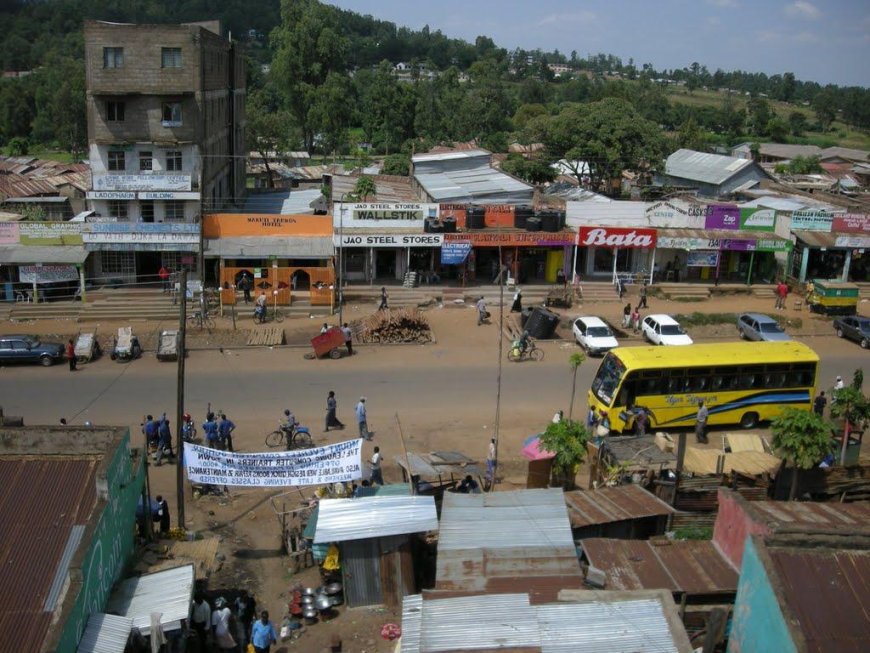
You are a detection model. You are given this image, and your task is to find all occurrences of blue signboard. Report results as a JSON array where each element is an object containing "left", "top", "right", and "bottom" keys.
[{"left": 440, "top": 241, "right": 472, "bottom": 265}]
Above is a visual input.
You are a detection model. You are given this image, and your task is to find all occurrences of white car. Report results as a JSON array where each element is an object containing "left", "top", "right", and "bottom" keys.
[
  {"left": 641, "top": 314, "right": 693, "bottom": 346},
  {"left": 572, "top": 316, "right": 619, "bottom": 355}
]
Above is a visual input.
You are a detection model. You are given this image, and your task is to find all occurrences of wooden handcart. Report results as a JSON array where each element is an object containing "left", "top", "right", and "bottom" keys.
[
  {"left": 545, "top": 286, "right": 573, "bottom": 308},
  {"left": 74, "top": 329, "right": 102, "bottom": 364},
  {"left": 309, "top": 327, "right": 345, "bottom": 360}
]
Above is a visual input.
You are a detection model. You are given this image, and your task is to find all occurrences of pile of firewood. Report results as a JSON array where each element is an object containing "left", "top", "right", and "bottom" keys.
[{"left": 353, "top": 308, "right": 432, "bottom": 344}]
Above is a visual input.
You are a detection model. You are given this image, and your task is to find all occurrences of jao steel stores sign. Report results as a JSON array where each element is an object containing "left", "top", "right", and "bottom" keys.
[{"left": 578, "top": 227, "right": 657, "bottom": 248}]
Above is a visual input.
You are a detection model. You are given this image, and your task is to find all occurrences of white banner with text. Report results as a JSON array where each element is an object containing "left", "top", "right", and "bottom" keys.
[{"left": 184, "top": 439, "right": 362, "bottom": 487}]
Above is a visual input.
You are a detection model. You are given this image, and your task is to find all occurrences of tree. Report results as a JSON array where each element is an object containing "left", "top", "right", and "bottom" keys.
[
  {"left": 382, "top": 153, "right": 411, "bottom": 176},
  {"left": 788, "top": 111, "right": 808, "bottom": 136},
  {"left": 812, "top": 87, "right": 837, "bottom": 132},
  {"left": 746, "top": 96, "right": 771, "bottom": 135},
  {"left": 770, "top": 408, "right": 833, "bottom": 499},
  {"left": 30, "top": 55, "right": 86, "bottom": 156},
  {"left": 675, "top": 117, "right": 710, "bottom": 152},
  {"left": 830, "top": 386, "right": 870, "bottom": 465},
  {"left": 766, "top": 116, "right": 789, "bottom": 143},
  {"left": 512, "top": 103, "right": 548, "bottom": 131},
  {"left": 500, "top": 154, "right": 556, "bottom": 184},
  {"left": 567, "top": 352, "right": 586, "bottom": 420},
  {"left": 538, "top": 419, "right": 589, "bottom": 490},
  {"left": 781, "top": 72, "right": 796, "bottom": 103},
  {"left": 350, "top": 176, "right": 377, "bottom": 201},
  {"left": 246, "top": 88, "right": 298, "bottom": 188},
  {"left": 530, "top": 97, "right": 665, "bottom": 193},
  {"left": 308, "top": 72, "right": 353, "bottom": 156}
]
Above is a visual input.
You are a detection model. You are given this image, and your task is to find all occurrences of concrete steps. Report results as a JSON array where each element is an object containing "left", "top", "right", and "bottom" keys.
[
  {"left": 656, "top": 284, "right": 711, "bottom": 301},
  {"left": 9, "top": 301, "right": 82, "bottom": 321}
]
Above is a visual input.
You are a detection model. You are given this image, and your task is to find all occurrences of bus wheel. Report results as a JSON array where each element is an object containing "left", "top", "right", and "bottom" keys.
[{"left": 740, "top": 412, "right": 759, "bottom": 429}]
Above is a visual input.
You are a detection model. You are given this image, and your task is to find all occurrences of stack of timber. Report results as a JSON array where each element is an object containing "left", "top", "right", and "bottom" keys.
[
  {"left": 779, "top": 462, "right": 870, "bottom": 502},
  {"left": 246, "top": 327, "right": 286, "bottom": 346},
  {"left": 353, "top": 308, "right": 432, "bottom": 344}
]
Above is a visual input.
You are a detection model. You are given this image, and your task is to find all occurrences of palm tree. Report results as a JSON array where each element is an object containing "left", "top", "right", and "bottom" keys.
[{"left": 567, "top": 352, "right": 586, "bottom": 420}]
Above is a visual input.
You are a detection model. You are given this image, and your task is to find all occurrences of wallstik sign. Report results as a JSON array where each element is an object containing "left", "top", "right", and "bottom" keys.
[
  {"left": 184, "top": 439, "right": 362, "bottom": 487},
  {"left": 578, "top": 227, "right": 656, "bottom": 249}
]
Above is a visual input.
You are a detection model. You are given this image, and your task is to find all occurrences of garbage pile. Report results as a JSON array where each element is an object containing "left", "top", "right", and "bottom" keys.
[{"left": 353, "top": 308, "right": 432, "bottom": 344}]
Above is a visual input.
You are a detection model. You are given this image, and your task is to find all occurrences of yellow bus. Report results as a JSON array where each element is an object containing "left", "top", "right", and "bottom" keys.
[{"left": 587, "top": 342, "right": 820, "bottom": 433}]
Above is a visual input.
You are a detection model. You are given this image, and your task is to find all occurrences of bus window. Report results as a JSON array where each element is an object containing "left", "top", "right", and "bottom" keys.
[{"left": 689, "top": 376, "right": 707, "bottom": 392}]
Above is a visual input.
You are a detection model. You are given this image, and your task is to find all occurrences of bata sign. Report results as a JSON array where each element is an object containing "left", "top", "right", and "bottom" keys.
[{"left": 578, "top": 227, "right": 656, "bottom": 249}]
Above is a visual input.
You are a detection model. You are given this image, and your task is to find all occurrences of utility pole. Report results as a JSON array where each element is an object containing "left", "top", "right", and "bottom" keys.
[
  {"left": 490, "top": 243, "right": 505, "bottom": 491},
  {"left": 176, "top": 269, "right": 188, "bottom": 529}
]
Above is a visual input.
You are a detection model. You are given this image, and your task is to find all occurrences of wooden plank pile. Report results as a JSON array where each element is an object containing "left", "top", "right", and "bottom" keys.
[
  {"left": 353, "top": 308, "right": 432, "bottom": 344},
  {"left": 246, "top": 327, "right": 286, "bottom": 346}
]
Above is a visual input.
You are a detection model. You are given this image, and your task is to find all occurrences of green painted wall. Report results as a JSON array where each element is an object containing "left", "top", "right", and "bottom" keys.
[{"left": 55, "top": 430, "right": 145, "bottom": 653}]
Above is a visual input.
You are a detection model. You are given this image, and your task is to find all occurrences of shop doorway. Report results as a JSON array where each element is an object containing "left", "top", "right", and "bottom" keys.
[
  {"left": 375, "top": 250, "right": 397, "bottom": 280},
  {"left": 291, "top": 269, "right": 311, "bottom": 290},
  {"left": 136, "top": 252, "right": 163, "bottom": 283}
]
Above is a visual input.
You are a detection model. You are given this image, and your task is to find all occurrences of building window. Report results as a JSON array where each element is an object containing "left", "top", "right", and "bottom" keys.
[
  {"left": 161, "top": 102, "right": 182, "bottom": 127},
  {"left": 106, "top": 101, "right": 125, "bottom": 122},
  {"left": 161, "top": 47, "right": 182, "bottom": 68},
  {"left": 101, "top": 251, "right": 135, "bottom": 275},
  {"left": 107, "top": 150, "right": 126, "bottom": 172},
  {"left": 139, "top": 151, "right": 153, "bottom": 171},
  {"left": 108, "top": 200, "right": 129, "bottom": 220},
  {"left": 140, "top": 200, "right": 154, "bottom": 223},
  {"left": 164, "top": 201, "right": 185, "bottom": 222},
  {"left": 166, "top": 150, "right": 182, "bottom": 171},
  {"left": 103, "top": 47, "right": 124, "bottom": 69}
]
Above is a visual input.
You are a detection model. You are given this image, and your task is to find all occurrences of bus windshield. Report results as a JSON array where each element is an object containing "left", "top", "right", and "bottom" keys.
[{"left": 591, "top": 353, "right": 625, "bottom": 406}]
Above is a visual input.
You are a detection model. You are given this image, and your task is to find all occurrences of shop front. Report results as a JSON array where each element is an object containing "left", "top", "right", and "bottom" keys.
[
  {"left": 790, "top": 212, "right": 870, "bottom": 282},
  {"left": 575, "top": 226, "right": 657, "bottom": 282},
  {"left": 0, "top": 221, "right": 88, "bottom": 301},
  {"left": 203, "top": 213, "right": 334, "bottom": 305},
  {"left": 334, "top": 202, "right": 440, "bottom": 283}
]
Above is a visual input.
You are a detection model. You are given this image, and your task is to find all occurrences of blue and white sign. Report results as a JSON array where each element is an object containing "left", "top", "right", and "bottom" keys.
[{"left": 440, "top": 240, "right": 472, "bottom": 264}]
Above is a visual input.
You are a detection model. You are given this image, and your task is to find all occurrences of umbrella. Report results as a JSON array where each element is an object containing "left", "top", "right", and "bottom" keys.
[{"left": 521, "top": 435, "right": 556, "bottom": 461}]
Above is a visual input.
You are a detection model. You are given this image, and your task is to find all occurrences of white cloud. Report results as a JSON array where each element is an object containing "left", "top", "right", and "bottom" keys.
[
  {"left": 706, "top": 16, "right": 722, "bottom": 27},
  {"left": 706, "top": 0, "right": 738, "bottom": 7},
  {"left": 536, "top": 11, "right": 596, "bottom": 27},
  {"left": 785, "top": 1, "right": 820, "bottom": 19}
]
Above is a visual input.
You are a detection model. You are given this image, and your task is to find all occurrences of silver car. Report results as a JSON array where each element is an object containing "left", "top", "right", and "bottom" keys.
[{"left": 737, "top": 313, "right": 791, "bottom": 342}]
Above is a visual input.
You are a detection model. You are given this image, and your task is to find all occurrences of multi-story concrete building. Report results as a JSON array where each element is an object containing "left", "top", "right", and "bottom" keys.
[{"left": 83, "top": 20, "right": 245, "bottom": 282}]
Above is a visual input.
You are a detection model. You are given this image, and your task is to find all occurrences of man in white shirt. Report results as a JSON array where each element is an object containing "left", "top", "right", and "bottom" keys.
[
  {"left": 356, "top": 397, "right": 368, "bottom": 440},
  {"left": 211, "top": 597, "right": 236, "bottom": 650},
  {"left": 476, "top": 297, "right": 487, "bottom": 326},
  {"left": 370, "top": 446, "right": 384, "bottom": 485},
  {"left": 191, "top": 594, "right": 211, "bottom": 647}
]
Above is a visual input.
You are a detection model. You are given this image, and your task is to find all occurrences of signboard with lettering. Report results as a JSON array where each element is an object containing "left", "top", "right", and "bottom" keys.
[
  {"left": 335, "top": 234, "right": 444, "bottom": 248},
  {"left": 204, "top": 213, "right": 332, "bottom": 237},
  {"left": 18, "top": 222, "right": 83, "bottom": 245},
  {"left": 83, "top": 232, "right": 199, "bottom": 245},
  {"left": 578, "top": 227, "right": 657, "bottom": 249},
  {"left": 84, "top": 222, "right": 199, "bottom": 234},
  {"left": 657, "top": 235, "right": 791, "bottom": 252},
  {"left": 83, "top": 223, "right": 199, "bottom": 250},
  {"left": 705, "top": 205, "right": 740, "bottom": 230},
  {"left": 335, "top": 202, "right": 438, "bottom": 229},
  {"left": 739, "top": 208, "right": 776, "bottom": 232},
  {"left": 644, "top": 200, "right": 706, "bottom": 228},
  {"left": 834, "top": 235, "right": 870, "bottom": 249},
  {"left": 440, "top": 240, "right": 472, "bottom": 264},
  {"left": 443, "top": 231, "right": 575, "bottom": 247},
  {"left": 0, "top": 222, "right": 18, "bottom": 244},
  {"left": 832, "top": 214, "right": 870, "bottom": 234},
  {"left": 92, "top": 173, "right": 192, "bottom": 192},
  {"left": 138, "top": 191, "right": 201, "bottom": 200},
  {"left": 19, "top": 265, "right": 79, "bottom": 283},
  {"left": 86, "top": 191, "right": 137, "bottom": 200},
  {"left": 687, "top": 251, "right": 719, "bottom": 267},
  {"left": 791, "top": 210, "right": 833, "bottom": 231}
]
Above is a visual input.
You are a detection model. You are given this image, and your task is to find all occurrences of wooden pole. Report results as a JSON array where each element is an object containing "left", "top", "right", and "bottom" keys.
[
  {"left": 491, "top": 243, "right": 505, "bottom": 491},
  {"left": 394, "top": 413, "right": 415, "bottom": 496},
  {"left": 176, "top": 269, "right": 188, "bottom": 530},
  {"left": 142, "top": 415, "right": 153, "bottom": 542}
]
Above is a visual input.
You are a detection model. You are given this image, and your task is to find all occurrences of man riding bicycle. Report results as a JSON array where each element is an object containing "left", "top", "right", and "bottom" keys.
[
  {"left": 518, "top": 329, "right": 532, "bottom": 355},
  {"left": 280, "top": 409, "right": 298, "bottom": 449}
]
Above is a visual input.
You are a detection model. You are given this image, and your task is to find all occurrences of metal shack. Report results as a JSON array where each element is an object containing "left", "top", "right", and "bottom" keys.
[
  {"left": 313, "top": 495, "right": 437, "bottom": 609},
  {"left": 563, "top": 484, "right": 675, "bottom": 540}
]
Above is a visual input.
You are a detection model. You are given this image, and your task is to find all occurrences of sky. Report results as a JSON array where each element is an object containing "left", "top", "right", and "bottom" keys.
[{"left": 325, "top": 0, "right": 870, "bottom": 87}]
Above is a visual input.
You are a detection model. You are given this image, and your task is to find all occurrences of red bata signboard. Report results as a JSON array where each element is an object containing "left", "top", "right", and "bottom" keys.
[{"left": 578, "top": 227, "right": 657, "bottom": 249}]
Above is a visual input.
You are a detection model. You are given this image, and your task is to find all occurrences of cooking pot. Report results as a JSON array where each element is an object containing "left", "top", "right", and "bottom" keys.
[
  {"left": 329, "top": 595, "right": 343, "bottom": 606},
  {"left": 325, "top": 582, "right": 343, "bottom": 595},
  {"left": 302, "top": 587, "right": 317, "bottom": 596},
  {"left": 301, "top": 595, "right": 314, "bottom": 606},
  {"left": 314, "top": 594, "right": 332, "bottom": 611}
]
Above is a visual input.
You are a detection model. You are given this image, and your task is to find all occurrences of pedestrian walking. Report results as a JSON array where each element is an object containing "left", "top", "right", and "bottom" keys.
[
  {"left": 616, "top": 276, "right": 624, "bottom": 299},
  {"left": 586, "top": 406, "right": 598, "bottom": 430},
  {"left": 695, "top": 400, "right": 709, "bottom": 444},
  {"left": 378, "top": 286, "right": 389, "bottom": 310},
  {"left": 556, "top": 268, "right": 567, "bottom": 287},
  {"left": 191, "top": 594, "right": 211, "bottom": 648},
  {"left": 622, "top": 303, "right": 632, "bottom": 328},
  {"left": 834, "top": 375, "right": 845, "bottom": 391},
  {"left": 775, "top": 280, "right": 788, "bottom": 310},
  {"left": 476, "top": 297, "right": 488, "bottom": 326},
  {"left": 634, "top": 408, "right": 649, "bottom": 437},
  {"left": 211, "top": 597, "right": 236, "bottom": 651},
  {"left": 370, "top": 446, "right": 384, "bottom": 485},
  {"left": 159, "top": 265, "right": 171, "bottom": 292},
  {"left": 235, "top": 591, "right": 256, "bottom": 650},
  {"left": 638, "top": 282, "right": 648, "bottom": 309},
  {"left": 65, "top": 338, "right": 76, "bottom": 372},
  {"left": 240, "top": 272, "right": 252, "bottom": 304},
  {"left": 813, "top": 391, "right": 827, "bottom": 416},
  {"left": 155, "top": 415, "right": 174, "bottom": 465},
  {"left": 631, "top": 307, "right": 641, "bottom": 333},
  {"left": 486, "top": 437, "right": 496, "bottom": 483},
  {"left": 510, "top": 287, "right": 523, "bottom": 313},
  {"left": 356, "top": 397, "right": 369, "bottom": 439},
  {"left": 251, "top": 610, "right": 278, "bottom": 653},
  {"left": 143, "top": 414, "right": 159, "bottom": 448},
  {"left": 325, "top": 390, "right": 345, "bottom": 431},
  {"left": 219, "top": 413, "right": 236, "bottom": 452},
  {"left": 155, "top": 495, "right": 170, "bottom": 534},
  {"left": 203, "top": 412, "right": 220, "bottom": 449},
  {"left": 342, "top": 322, "right": 353, "bottom": 356}
]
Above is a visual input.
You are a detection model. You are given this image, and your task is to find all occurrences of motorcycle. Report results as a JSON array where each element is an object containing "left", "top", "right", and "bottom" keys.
[{"left": 182, "top": 413, "right": 197, "bottom": 443}]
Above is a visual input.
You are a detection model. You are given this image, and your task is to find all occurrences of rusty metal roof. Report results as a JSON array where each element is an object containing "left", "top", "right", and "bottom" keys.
[
  {"left": 564, "top": 485, "right": 674, "bottom": 529},
  {"left": 582, "top": 538, "right": 739, "bottom": 596},
  {"left": 746, "top": 500, "right": 870, "bottom": 536},
  {"left": 435, "top": 489, "right": 583, "bottom": 599},
  {"left": 394, "top": 451, "right": 485, "bottom": 482},
  {"left": 331, "top": 173, "right": 420, "bottom": 203},
  {"left": 599, "top": 435, "right": 677, "bottom": 469},
  {"left": 0, "top": 457, "right": 98, "bottom": 652},
  {"left": 767, "top": 543, "right": 870, "bottom": 653}
]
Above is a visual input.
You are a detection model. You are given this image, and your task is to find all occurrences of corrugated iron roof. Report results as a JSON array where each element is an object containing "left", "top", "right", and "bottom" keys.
[
  {"left": 582, "top": 538, "right": 739, "bottom": 595},
  {"left": 203, "top": 236, "right": 333, "bottom": 258},
  {"left": 820, "top": 146, "right": 869, "bottom": 162},
  {"left": 599, "top": 436, "right": 677, "bottom": 469},
  {"left": 746, "top": 500, "right": 870, "bottom": 535},
  {"left": 399, "top": 594, "right": 422, "bottom": 653},
  {"left": 313, "top": 496, "right": 437, "bottom": 543},
  {"left": 0, "top": 246, "right": 89, "bottom": 264},
  {"left": 331, "top": 173, "right": 420, "bottom": 203},
  {"left": 76, "top": 613, "right": 133, "bottom": 653},
  {"left": 105, "top": 564, "right": 195, "bottom": 636},
  {"left": 412, "top": 149, "right": 492, "bottom": 164},
  {"left": 394, "top": 451, "right": 485, "bottom": 481},
  {"left": 767, "top": 544, "right": 870, "bottom": 653},
  {"left": 665, "top": 149, "right": 754, "bottom": 185},
  {"left": 435, "top": 490, "right": 583, "bottom": 597},
  {"left": 0, "top": 457, "right": 98, "bottom": 653},
  {"left": 792, "top": 230, "right": 851, "bottom": 249},
  {"left": 563, "top": 485, "right": 674, "bottom": 529}
]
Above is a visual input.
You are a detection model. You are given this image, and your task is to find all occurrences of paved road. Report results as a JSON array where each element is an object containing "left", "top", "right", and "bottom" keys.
[{"left": 0, "top": 334, "right": 863, "bottom": 452}]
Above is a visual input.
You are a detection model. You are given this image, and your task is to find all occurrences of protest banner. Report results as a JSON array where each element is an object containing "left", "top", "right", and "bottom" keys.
[{"left": 184, "top": 439, "right": 362, "bottom": 487}]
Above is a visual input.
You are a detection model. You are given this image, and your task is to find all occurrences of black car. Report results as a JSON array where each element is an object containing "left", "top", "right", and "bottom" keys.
[
  {"left": 0, "top": 335, "right": 65, "bottom": 366},
  {"left": 834, "top": 316, "right": 870, "bottom": 349}
]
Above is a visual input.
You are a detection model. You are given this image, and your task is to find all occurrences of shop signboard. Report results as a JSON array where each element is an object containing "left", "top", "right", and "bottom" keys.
[
  {"left": 334, "top": 203, "right": 437, "bottom": 229},
  {"left": 443, "top": 231, "right": 575, "bottom": 247},
  {"left": 204, "top": 213, "right": 332, "bottom": 237},
  {"left": 138, "top": 191, "right": 201, "bottom": 200},
  {"left": 84, "top": 222, "right": 199, "bottom": 234},
  {"left": 832, "top": 214, "right": 870, "bottom": 234},
  {"left": 835, "top": 235, "right": 870, "bottom": 249},
  {"left": 578, "top": 226, "right": 656, "bottom": 248},
  {"left": 791, "top": 210, "right": 833, "bottom": 231},
  {"left": 739, "top": 208, "right": 776, "bottom": 232},
  {"left": 440, "top": 241, "right": 472, "bottom": 264},
  {"left": 644, "top": 200, "right": 706, "bottom": 228},
  {"left": 86, "top": 191, "right": 137, "bottom": 200},
  {"left": 705, "top": 204, "right": 740, "bottom": 230},
  {"left": 92, "top": 172, "right": 192, "bottom": 192},
  {"left": 657, "top": 235, "right": 791, "bottom": 252},
  {"left": 19, "top": 264, "right": 79, "bottom": 283},
  {"left": 0, "top": 222, "right": 19, "bottom": 244},
  {"left": 18, "top": 221, "right": 83, "bottom": 245},
  {"left": 335, "top": 233, "right": 443, "bottom": 248},
  {"left": 687, "top": 251, "right": 719, "bottom": 267},
  {"left": 184, "top": 439, "right": 362, "bottom": 487}
]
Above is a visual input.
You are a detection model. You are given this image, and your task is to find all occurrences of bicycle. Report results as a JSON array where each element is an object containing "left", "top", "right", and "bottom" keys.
[
  {"left": 265, "top": 423, "right": 312, "bottom": 449},
  {"left": 253, "top": 305, "right": 284, "bottom": 324},
  {"left": 188, "top": 309, "right": 215, "bottom": 331},
  {"left": 508, "top": 340, "right": 544, "bottom": 362}
]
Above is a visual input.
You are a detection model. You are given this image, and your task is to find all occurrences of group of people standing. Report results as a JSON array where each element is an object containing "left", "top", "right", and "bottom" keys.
[{"left": 191, "top": 591, "right": 279, "bottom": 653}]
